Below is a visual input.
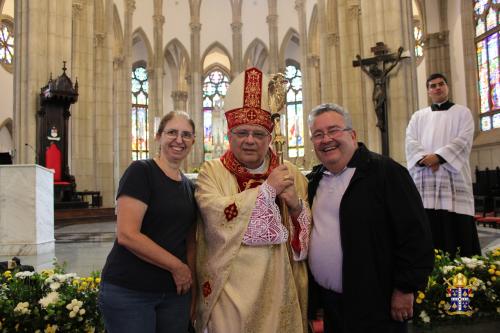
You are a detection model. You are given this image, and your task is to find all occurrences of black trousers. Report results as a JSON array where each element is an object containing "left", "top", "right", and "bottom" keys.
[
  {"left": 426, "top": 209, "right": 481, "bottom": 257},
  {"left": 318, "top": 285, "right": 408, "bottom": 333}
]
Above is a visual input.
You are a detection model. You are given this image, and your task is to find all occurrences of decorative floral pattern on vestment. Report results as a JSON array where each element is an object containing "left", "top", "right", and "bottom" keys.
[
  {"left": 224, "top": 67, "right": 274, "bottom": 132},
  {"left": 243, "top": 181, "right": 288, "bottom": 246},
  {"left": 220, "top": 149, "right": 279, "bottom": 192},
  {"left": 202, "top": 280, "right": 212, "bottom": 298},
  {"left": 224, "top": 203, "right": 238, "bottom": 221}
]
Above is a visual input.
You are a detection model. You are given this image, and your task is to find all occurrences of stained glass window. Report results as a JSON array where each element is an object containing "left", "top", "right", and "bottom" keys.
[
  {"left": 0, "top": 20, "right": 14, "bottom": 71},
  {"left": 474, "top": 0, "right": 499, "bottom": 131},
  {"left": 202, "top": 69, "right": 230, "bottom": 160},
  {"left": 414, "top": 25, "right": 424, "bottom": 60},
  {"left": 285, "top": 62, "right": 304, "bottom": 158},
  {"left": 131, "top": 66, "right": 149, "bottom": 160}
]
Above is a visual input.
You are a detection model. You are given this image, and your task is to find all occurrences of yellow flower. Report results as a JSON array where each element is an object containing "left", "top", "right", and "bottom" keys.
[
  {"left": 416, "top": 298, "right": 422, "bottom": 304},
  {"left": 95, "top": 277, "right": 101, "bottom": 284},
  {"left": 456, "top": 266, "right": 464, "bottom": 271},
  {"left": 488, "top": 268, "right": 495, "bottom": 275},
  {"left": 490, "top": 264, "right": 497, "bottom": 270},
  {"left": 439, "top": 300, "right": 446, "bottom": 306},
  {"left": 434, "top": 249, "right": 439, "bottom": 254},
  {"left": 86, "top": 277, "right": 93, "bottom": 282},
  {"left": 2, "top": 270, "right": 11, "bottom": 277},
  {"left": 492, "top": 276, "right": 497, "bottom": 282},
  {"left": 436, "top": 255, "right": 442, "bottom": 260},
  {"left": 417, "top": 292, "right": 425, "bottom": 299},
  {"left": 44, "top": 324, "right": 58, "bottom": 333},
  {"left": 495, "top": 271, "right": 500, "bottom": 276}
]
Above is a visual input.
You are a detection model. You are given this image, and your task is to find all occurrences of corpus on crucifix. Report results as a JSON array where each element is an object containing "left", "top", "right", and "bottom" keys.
[{"left": 353, "top": 42, "right": 407, "bottom": 156}]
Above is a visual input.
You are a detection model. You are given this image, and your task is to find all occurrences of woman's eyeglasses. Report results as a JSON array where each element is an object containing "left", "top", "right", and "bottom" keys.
[{"left": 163, "top": 129, "right": 195, "bottom": 142}]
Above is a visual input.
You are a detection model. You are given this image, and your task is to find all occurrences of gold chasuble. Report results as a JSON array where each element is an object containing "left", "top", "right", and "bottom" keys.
[{"left": 195, "top": 155, "right": 309, "bottom": 333}]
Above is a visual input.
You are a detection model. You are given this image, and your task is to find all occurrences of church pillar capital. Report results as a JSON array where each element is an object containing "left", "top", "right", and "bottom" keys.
[
  {"left": 190, "top": 22, "right": 202, "bottom": 33},
  {"left": 153, "top": 14, "right": 165, "bottom": 27},
  {"left": 72, "top": 0, "right": 84, "bottom": 17},
  {"left": 94, "top": 32, "right": 105, "bottom": 48},
  {"left": 125, "top": 0, "right": 136, "bottom": 13},
  {"left": 266, "top": 14, "right": 278, "bottom": 25},
  {"left": 231, "top": 22, "right": 242, "bottom": 33},
  {"left": 347, "top": 5, "right": 361, "bottom": 19},
  {"left": 308, "top": 54, "right": 320, "bottom": 68},
  {"left": 327, "top": 32, "right": 339, "bottom": 47}
]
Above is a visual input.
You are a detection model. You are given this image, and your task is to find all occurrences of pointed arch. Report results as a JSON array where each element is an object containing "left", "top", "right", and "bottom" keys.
[
  {"left": 164, "top": 38, "right": 190, "bottom": 91},
  {"left": 279, "top": 28, "right": 300, "bottom": 70},
  {"left": 132, "top": 27, "right": 153, "bottom": 66},
  {"left": 113, "top": 4, "right": 123, "bottom": 56},
  {"left": 0, "top": 117, "right": 12, "bottom": 136},
  {"left": 243, "top": 38, "right": 269, "bottom": 71},
  {"left": 201, "top": 41, "right": 232, "bottom": 75},
  {"left": 308, "top": 4, "right": 319, "bottom": 55}
]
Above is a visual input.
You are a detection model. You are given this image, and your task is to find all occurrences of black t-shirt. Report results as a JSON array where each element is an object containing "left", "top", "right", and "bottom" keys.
[{"left": 101, "top": 159, "right": 197, "bottom": 292}]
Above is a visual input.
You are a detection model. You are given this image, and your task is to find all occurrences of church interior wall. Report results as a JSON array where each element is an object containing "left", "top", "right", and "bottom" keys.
[
  {"left": 1, "top": 0, "right": 498, "bottom": 208},
  {"left": 0, "top": 0, "right": 13, "bottom": 136},
  {"left": 0, "top": 66, "right": 12, "bottom": 131},
  {"left": 163, "top": 61, "right": 174, "bottom": 112},
  {"left": 276, "top": 0, "right": 299, "bottom": 44},
  {"left": 132, "top": 1, "right": 154, "bottom": 49},
  {"left": 241, "top": 0, "right": 274, "bottom": 57},
  {"left": 164, "top": 1, "right": 190, "bottom": 52},
  {"left": 200, "top": 0, "right": 232, "bottom": 54},
  {"left": 447, "top": 0, "right": 467, "bottom": 107}
]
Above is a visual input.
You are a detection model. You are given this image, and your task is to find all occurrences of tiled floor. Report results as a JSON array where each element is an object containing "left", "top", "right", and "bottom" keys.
[{"left": 1, "top": 222, "right": 500, "bottom": 277}]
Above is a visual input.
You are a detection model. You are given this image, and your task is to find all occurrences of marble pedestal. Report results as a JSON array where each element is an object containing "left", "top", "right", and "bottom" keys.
[{"left": 0, "top": 165, "right": 55, "bottom": 255}]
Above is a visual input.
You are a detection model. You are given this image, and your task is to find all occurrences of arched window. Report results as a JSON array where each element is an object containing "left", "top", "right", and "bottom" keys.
[
  {"left": 412, "top": 0, "right": 424, "bottom": 65},
  {"left": 131, "top": 64, "right": 149, "bottom": 160},
  {"left": 474, "top": 0, "right": 499, "bottom": 131},
  {"left": 202, "top": 69, "right": 230, "bottom": 161},
  {"left": 285, "top": 61, "right": 304, "bottom": 158},
  {"left": 0, "top": 18, "right": 14, "bottom": 73}
]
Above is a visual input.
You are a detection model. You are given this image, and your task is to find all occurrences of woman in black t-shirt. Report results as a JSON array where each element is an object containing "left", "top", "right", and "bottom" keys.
[{"left": 99, "top": 111, "right": 197, "bottom": 333}]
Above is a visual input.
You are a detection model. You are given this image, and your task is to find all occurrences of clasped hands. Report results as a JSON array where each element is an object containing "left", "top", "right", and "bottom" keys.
[
  {"left": 419, "top": 154, "right": 440, "bottom": 172},
  {"left": 266, "top": 165, "right": 302, "bottom": 215}
]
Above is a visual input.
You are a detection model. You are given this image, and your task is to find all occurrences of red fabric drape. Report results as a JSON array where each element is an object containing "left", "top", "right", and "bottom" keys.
[{"left": 45, "top": 143, "right": 62, "bottom": 181}]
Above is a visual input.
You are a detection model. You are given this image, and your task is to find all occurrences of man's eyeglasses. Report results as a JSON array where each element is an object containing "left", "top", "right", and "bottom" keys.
[
  {"left": 230, "top": 129, "right": 270, "bottom": 140},
  {"left": 163, "top": 129, "right": 195, "bottom": 142},
  {"left": 311, "top": 127, "right": 351, "bottom": 143}
]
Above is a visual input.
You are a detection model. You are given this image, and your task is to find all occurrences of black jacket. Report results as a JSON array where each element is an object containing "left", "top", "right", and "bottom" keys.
[{"left": 307, "top": 143, "right": 434, "bottom": 332}]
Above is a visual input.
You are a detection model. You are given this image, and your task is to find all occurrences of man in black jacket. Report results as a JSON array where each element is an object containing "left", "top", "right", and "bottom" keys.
[{"left": 307, "top": 103, "right": 434, "bottom": 333}]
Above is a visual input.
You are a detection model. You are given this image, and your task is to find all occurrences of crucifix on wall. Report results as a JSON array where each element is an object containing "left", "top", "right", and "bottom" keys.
[{"left": 353, "top": 42, "right": 407, "bottom": 156}]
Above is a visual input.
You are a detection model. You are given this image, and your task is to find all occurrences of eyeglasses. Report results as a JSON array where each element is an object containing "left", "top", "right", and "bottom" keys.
[
  {"left": 311, "top": 127, "right": 351, "bottom": 143},
  {"left": 163, "top": 129, "right": 195, "bottom": 142},
  {"left": 230, "top": 129, "right": 270, "bottom": 140}
]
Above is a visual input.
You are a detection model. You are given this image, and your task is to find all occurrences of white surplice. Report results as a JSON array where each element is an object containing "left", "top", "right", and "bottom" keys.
[{"left": 405, "top": 104, "right": 475, "bottom": 217}]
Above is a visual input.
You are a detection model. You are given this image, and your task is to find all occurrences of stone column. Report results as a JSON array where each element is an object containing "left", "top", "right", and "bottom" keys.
[
  {"left": 117, "top": 0, "right": 135, "bottom": 175},
  {"left": 267, "top": 0, "right": 279, "bottom": 73},
  {"left": 171, "top": 90, "right": 189, "bottom": 111},
  {"left": 295, "top": 0, "right": 310, "bottom": 168},
  {"left": 340, "top": 1, "right": 366, "bottom": 143},
  {"left": 70, "top": 0, "right": 97, "bottom": 192},
  {"left": 149, "top": 0, "right": 165, "bottom": 158},
  {"left": 424, "top": 32, "right": 452, "bottom": 98},
  {"left": 230, "top": 0, "right": 243, "bottom": 75},
  {"left": 13, "top": 0, "right": 72, "bottom": 164},
  {"left": 189, "top": 19, "right": 203, "bottom": 167}
]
